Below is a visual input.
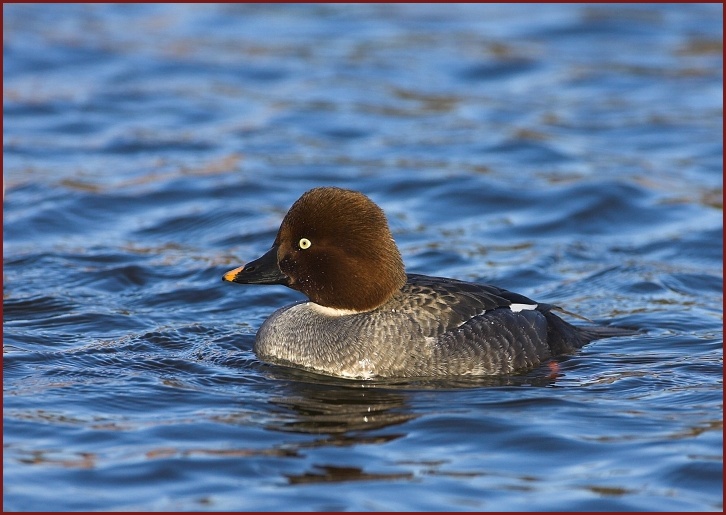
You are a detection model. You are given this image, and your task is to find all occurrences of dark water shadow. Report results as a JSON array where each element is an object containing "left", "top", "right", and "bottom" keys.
[
  {"left": 250, "top": 363, "right": 560, "bottom": 486},
  {"left": 255, "top": 361, "right": 560, "bottom": 434}
]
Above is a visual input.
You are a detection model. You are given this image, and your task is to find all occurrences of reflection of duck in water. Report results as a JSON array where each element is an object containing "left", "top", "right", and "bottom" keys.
[
  {"left": 263, "top": 369, "right": 561, "bottom": 487},
  {"left": 263, "top": 369, "right": 417, "bottom": 435},
  {"left": 260, "top": 365, "right": 559, "bottom": 437},
  {"left": 225, "top": 187, "right": 636, "bottom": 379}
]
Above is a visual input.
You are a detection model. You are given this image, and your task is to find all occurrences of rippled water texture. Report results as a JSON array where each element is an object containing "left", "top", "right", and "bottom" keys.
[{"left": 3, "top": 3, "right": 723, "bottom": 511}]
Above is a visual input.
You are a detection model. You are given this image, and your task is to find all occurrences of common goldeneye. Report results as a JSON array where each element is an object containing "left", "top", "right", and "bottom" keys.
[{"left": 223, "top": 187, "right": 635, "bottom": 379}]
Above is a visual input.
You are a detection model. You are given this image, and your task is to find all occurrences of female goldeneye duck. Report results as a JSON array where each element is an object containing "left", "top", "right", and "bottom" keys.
[{"left": 223, "top": 186, "right": 635, "bottom": 379}]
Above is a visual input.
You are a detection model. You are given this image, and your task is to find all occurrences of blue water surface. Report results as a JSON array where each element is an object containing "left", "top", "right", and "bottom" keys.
[{"left": 3, "top": 3, "right": 723, "bottom": 511}]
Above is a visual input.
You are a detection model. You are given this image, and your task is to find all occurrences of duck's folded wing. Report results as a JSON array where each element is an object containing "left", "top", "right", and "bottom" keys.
[{"left": 404, "top": 274, "right": 539, "bottom": 332}]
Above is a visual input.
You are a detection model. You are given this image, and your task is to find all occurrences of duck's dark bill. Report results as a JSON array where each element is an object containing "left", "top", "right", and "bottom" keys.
[{"left": 223, "top": 246, "right": 289, "bottom": 285}]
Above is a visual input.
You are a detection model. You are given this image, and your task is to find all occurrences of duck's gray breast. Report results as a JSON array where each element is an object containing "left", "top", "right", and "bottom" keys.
[
  {"left": 254, "top": 301, "right": 432, "bottom": 378},
  {"left": 253, "top": 296, "right": 553, "bottom": 378}
]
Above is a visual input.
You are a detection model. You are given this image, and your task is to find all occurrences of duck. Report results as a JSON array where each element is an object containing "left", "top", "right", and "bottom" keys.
[{"left": 223, "top": 186, "right": 635, "bottom": 379}]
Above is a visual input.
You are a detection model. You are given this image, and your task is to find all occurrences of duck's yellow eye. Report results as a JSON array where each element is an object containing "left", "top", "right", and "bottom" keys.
[{"left": 298, "top": 238, "right": 311, "bottom": 250}]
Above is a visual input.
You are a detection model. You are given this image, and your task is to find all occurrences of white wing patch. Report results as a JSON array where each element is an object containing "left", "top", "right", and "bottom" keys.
[{"left": 509, "top": 303, "right": 538, "bottom": 313}]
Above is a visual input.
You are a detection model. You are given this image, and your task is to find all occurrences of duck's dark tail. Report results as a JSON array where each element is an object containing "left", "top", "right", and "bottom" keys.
[{"left": 539, "top": 305, "right": 640, "bottom": 355}]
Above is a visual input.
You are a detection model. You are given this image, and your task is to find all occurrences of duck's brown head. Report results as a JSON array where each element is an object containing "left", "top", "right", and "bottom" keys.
[{"left": 223, "top": 187, "right": 406, "bottom": 312}]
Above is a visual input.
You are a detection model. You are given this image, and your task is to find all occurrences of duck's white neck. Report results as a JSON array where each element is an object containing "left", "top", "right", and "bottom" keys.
[{"left": 309, "top": 302, "right": 365, "bottom": 317}]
